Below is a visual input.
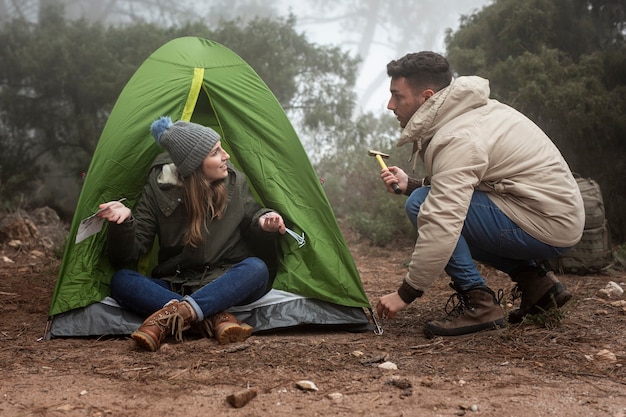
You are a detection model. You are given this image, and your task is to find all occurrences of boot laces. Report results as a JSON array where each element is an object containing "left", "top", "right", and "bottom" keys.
[
  {"left": 495, "top": 288, "right": 504, "bottom": 304},
  {"left": 153, "top": 314, "right": 186, "bottom": 342},
  {"left": 444, "top": 291, "right": 468, "bottom": 317},
  {"left": 444, "top": 286, "right": 505, "bottom": 317},
  {"left": 147, "top": 303, "right": 188, "bottom": 342},
  {"left": 510, "top": 285, "right": 522, "bottom": 306}
]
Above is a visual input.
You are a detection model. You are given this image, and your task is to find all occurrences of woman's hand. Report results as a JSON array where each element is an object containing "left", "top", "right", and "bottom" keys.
[
  {"left": 259, "top": 212, "right": 286, "bottom": 234},
  {"left": 95, "top": 201, "right": 131, "bottom": 224}
]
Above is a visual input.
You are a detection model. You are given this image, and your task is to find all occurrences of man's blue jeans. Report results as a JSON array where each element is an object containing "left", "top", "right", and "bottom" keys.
[
  {"left": 110, "top": 257, "right": 269, "bottom": 321},
  {"left": 406, "top": 188, "right": 572, "bottom": 291}
]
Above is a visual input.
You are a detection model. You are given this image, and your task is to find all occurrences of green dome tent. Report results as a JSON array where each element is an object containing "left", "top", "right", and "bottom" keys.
[{"left": 47, "top": 37, "right": 375, "bottom": 337}]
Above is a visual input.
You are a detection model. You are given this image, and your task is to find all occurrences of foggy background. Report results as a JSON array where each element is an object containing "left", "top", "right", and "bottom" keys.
[
  {"left": 1, "top": 0, "right": 624, "bottom": 249},
  {"left": 281, "top": 0, "right": 491, "bottom": 112},
  {"left": 1, "top": 0, "right": 491, "bottom": 112}
]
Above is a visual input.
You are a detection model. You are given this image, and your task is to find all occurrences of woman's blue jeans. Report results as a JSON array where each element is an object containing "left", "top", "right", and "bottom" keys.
[
  {"left": 110, "top": 257, "right": 269, "bottom": 321},
  {"left": 406, "top": 188, "right": 572, "bottom": 291}
]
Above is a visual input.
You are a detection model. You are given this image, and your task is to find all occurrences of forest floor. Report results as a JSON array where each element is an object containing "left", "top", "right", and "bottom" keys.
[{"left": 1, "top": 209, "right": 625, "bottom": 417}]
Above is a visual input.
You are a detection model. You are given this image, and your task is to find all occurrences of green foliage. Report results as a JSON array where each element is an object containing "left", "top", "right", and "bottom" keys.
[
  {"left": 348, "top": 201, "right": 411, "bottom": 247},
  {"left": 0, "top": 5, "right": 160, "bottom": 210},
  {"left": 521, "top": 301, "right": 570, "bottom": 330},
  {"left": 315, "top": 112, "right": 421, "bottom": 246},
  {"left": 210, "top": 14, "right": 360, "bottom": 159},
  {"left": 0, "top": 5, "right": 359, "bottom": 216},
  {"left": 446, "top": 0, "right": 626, "bottom": 242}
]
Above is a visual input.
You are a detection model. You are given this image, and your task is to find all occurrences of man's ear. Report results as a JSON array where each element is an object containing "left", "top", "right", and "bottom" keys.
[{"left": 422, "top": 89, "right": 435, "bottom": 100}]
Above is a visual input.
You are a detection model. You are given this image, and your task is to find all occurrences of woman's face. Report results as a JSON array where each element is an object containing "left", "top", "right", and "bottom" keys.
[{"left": 201, "top": 140, "right": 230, "bottom": 183}]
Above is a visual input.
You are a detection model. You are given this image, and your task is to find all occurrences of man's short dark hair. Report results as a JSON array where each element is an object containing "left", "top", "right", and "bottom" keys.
[{"left": 387, "top": 51, "right": 452, "bottom": 92}]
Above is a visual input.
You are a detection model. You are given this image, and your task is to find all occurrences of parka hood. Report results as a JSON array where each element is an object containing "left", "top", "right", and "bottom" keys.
[{"left": 397, "top": 76, "right": 490, "bottom": 163}]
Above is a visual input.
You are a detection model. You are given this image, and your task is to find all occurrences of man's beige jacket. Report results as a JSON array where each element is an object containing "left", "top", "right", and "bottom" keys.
[{"left": 399, "top": 76, "right": 584, "bottom": 293}]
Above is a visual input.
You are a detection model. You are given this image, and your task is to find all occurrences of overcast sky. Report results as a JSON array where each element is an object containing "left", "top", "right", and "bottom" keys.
[{"left": 283, "top": 1, "right": 492, "bottom": 113}]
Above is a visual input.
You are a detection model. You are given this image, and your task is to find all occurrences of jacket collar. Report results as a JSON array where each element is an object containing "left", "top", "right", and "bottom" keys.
[
  {"left": 150, "top": 159, "right": 237, "bottom": 217},
  {"left": 397, "top": 76, "right": 490, "bottom": 171}
]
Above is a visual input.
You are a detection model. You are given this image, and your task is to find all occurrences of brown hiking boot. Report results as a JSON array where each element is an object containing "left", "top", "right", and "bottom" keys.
[
  {"left": 424, "top": 284, "right": 506, "bottom": 338},
  {"left": 131, "top": 300, "right": 196, "bottom": 352},
  {"left": 201, "top": 312, "right": 253, "bottom": 345},
  {"left": 508, "top": 267, "right": 572, "bottom": 323}
]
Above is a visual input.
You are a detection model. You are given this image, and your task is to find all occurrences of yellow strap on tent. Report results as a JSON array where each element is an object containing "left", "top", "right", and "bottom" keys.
[
  {"left": 136, "top": 67, "right": 203, "bottom": 276},
  {"left": 181, "top": 68, "right": 204, "bottom": 122}
]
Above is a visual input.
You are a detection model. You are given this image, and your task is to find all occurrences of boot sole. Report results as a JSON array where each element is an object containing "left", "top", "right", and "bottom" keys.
[
  {"left": 216, "top": 323, "right": 253, "bottom": 345},
  {"left": 424, "top": 318, "right": 507, "bottom": 338},
  {"left": 131, "top": 330, "right": 159, "bottom": 352},
  {"left": 508, "top": 283, "right": 572, "bottom": 323}
]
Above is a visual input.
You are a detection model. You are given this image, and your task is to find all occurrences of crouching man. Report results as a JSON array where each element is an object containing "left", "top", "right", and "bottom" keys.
[{"left": 375, "top": 51, "right": 583, "bottom": 337}]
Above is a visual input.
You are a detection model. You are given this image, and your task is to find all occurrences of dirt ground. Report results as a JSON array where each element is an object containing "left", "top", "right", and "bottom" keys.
[{"left": 1, "top": 209, "right": 625, "bottom": 417}]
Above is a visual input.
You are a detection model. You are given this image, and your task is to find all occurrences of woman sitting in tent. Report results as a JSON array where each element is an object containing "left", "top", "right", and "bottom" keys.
[{"left": 96, "top": 116, "right": 286, "bottom": 352}]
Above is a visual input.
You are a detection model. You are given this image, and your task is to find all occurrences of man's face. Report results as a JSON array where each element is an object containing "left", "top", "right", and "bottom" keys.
[{"left": 387, "top": 77, "right": 431, "bottom": 128}]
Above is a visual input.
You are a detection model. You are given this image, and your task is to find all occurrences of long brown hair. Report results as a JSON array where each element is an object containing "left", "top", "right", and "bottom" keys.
[{"left": 182, "top": 168, "right": 228, "bottom": 247}]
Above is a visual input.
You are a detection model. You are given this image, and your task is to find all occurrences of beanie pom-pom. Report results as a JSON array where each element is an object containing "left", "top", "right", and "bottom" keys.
[{"left": 150, "top": 116, "right": 173, "bottom": 144}]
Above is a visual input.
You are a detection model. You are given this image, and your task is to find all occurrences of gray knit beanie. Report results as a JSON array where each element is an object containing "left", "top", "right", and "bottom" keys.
[{"left": 150, "top": 116, "right": 221, "bottom": 178}]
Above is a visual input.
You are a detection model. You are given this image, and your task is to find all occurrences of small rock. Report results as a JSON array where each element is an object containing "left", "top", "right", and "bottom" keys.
[
  {"left": 388, "top": 377, "right": 412, "bottom": 390},
  {"left": 296, "top": 380, "right": 319, "bottom": 391},
  {"left": 378, "top": 361, "right": 397, "bottom": 370},
  {"left": 327, "top": 392, "right": 343, "bottom": 402},
  {"left": 226, "top": 388, "right": 257, "bottom": 408},
  {"left": 351, "top": 350, "right": 364, "bottom": 357},
  {"left": 387, "top": 378, "right": 413, "bottom": 398},
  {"left": 597, "top": 282, "right": 624, "bottom": 299},
  {"left": 420, "top": 376, "right": 435, "bottom": 387},
  {"left": 595, "top": 349, "right": 617, "bottom": 363},
  {"left": 56, "top": 404, "right": 75, "bottom": 411}
]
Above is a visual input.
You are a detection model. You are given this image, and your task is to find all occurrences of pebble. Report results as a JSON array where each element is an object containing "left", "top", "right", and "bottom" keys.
[
  {"left": 226, "top": 388, "right": 257, "bottom": 408},
  {"left": 327, "top": 392, "right": 343, "bottom": 402},
  {"left": 595, "top": 349, "right": 618, "bottom": 363},
  {"left": 378, "top": 361, "right": 398, "bottom": 370},
  {"left": 597, "top": 281, "right": 624, "bottom": 299},
  {"left": 296, "top": 380, "right": 319, "bottom": 391}
]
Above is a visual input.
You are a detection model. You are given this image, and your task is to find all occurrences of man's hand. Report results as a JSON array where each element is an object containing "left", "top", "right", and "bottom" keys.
[
  {"left": 376, "top": 291, "right": 409, "bottom": 319},
  {"left": 381, "top": 166, "right": 409, "bottom": 194}
]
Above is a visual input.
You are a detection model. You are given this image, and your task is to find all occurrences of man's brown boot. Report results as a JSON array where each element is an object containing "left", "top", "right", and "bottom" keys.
[
  {"left": 424, "top": 284, "right": 506, "bottom": 338},
  {"left": 508, "top": 267, "right": 572, "bottom": 323},
  {"left": 202, "top": 312, "right": 253, "bottom": 345},
  {"left": 131, "top": 300, "right": 196, "bottom": 352}
]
